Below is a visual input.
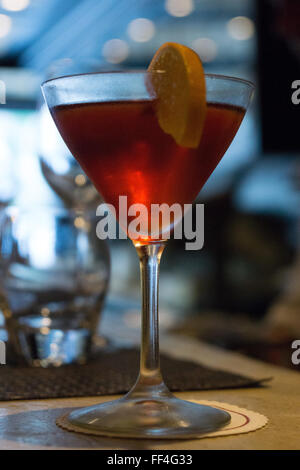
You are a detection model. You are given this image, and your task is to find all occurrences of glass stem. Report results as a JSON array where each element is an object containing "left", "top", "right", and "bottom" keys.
[{"left": 129, "top": 242, "right": 170, "bottom": 398}]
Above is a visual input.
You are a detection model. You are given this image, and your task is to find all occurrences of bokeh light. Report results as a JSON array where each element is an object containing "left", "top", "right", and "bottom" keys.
[
  {"left": 192, "top": 38, "right": 218, "bottom": 63},
  {"left": 127, "top": 18, "right": 155, "bottom": 43},
  {"left": 1, "top": 0, "right": 30, "bottom": 12},
  {"left": 40, "top": 327, "right": 50, "bottom": 335},
  {"left": 75, "top": 174, "right": 86, "bottom": 186},
  {"left": 0, "top": 14, "right": 12, "bottom": 38},
  {"left": 165, "top": 0, "right": 194, "bottom": 18},
  {"left": 74, "top": 216, "right": 86, "bottom": 229},
  {"left": 102, "top": 39, "right": 129, "bottom": 64},
  {"left": 227, "top": 16, "right": 255, "bottom": 41}
]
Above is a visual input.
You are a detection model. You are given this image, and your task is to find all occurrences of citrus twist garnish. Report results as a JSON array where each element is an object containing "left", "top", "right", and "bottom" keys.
[{"left": 148, "top": 42, "right": 207, "bottom": 148}]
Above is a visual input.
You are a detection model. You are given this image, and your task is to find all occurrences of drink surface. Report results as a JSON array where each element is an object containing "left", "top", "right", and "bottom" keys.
[{"left": 51, "top": 100, "right": 245, "bottom": 241}]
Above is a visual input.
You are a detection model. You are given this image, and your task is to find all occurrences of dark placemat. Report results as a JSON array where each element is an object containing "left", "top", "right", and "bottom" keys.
[{"left": 0, "top": 347, "right": 269, "bottom": 401}]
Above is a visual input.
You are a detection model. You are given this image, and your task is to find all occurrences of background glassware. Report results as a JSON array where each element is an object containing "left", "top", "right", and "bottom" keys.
[
  {"left": 38, "top": 59, "right": 105, "bottom": 209},
  {"left": 0, "top": 206, "right": 110, "bottom": 367}
]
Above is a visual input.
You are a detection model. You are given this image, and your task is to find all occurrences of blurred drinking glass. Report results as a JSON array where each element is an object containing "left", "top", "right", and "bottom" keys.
[{"left": 0, "top": 206, "right": 110, "bottom": 366}]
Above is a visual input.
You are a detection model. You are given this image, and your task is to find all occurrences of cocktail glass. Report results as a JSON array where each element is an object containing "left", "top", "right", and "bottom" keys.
[{"left": 42, "top": 72, "right": 254, "bottom": 439}]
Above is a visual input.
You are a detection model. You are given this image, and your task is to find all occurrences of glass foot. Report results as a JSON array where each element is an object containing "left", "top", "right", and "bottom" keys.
[{"left": 67, "top": 394, "right": 231, "bottom": 439}]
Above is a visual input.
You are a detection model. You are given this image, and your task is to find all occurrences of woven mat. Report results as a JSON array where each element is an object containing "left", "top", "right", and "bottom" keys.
[{"left": 0, "top": 347, "right": 269, "bottom": 401}]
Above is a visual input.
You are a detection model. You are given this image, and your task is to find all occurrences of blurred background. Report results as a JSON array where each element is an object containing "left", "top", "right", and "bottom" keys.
[{"left": 0, "top": 0, "right": 299, "bottom": 368}]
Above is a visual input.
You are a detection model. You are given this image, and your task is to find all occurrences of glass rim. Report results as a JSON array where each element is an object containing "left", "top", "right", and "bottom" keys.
[{"left": 41, "top": 70, "right": 255, "bottom": 91}]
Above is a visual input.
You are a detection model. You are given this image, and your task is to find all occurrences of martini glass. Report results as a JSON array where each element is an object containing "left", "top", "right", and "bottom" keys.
[{"left": 42, "top": 72, "right": 254, "bottom": 439}]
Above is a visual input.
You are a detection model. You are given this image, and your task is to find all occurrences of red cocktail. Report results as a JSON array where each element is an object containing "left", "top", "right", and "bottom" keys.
[{"left": 51, "top": 100, "right": 244, "bottom": 242}]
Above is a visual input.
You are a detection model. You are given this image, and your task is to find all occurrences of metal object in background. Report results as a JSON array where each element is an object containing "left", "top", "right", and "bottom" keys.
[{"left": 39, "top": 102, "right": 100, "bottom": 209}]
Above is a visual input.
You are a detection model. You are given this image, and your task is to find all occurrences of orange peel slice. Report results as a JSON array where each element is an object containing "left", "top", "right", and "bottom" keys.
[{"left": 148, "top": 42, "right": 207, "bottom": 148}]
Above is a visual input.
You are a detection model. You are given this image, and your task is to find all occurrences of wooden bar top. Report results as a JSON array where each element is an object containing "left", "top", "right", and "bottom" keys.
[{"left": 0, "top": 333, "right": 299, "bottom": 449}]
